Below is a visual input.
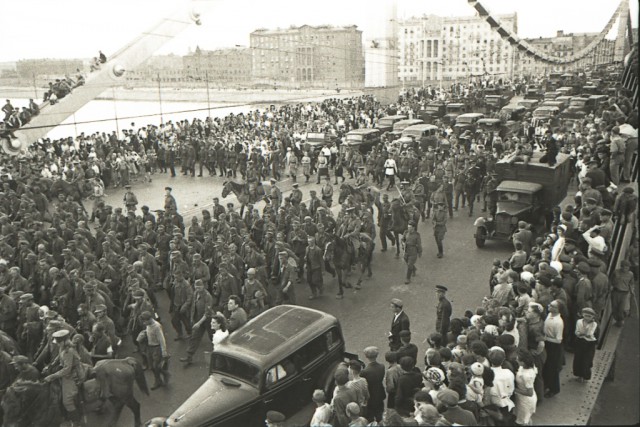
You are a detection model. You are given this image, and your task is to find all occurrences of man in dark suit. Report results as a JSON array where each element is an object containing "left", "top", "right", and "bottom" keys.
[
  {"left": 435, "top": 285, "right": 452, "bottom": 339},
  {"left": 389, "top": 298, "right": 410, "bottom": 351},
  {"left": 361, "top": 346, "right": 386, "bottom": 423},
  {"left": 275, "top": 251, "right": 296, "bottom": 305}
]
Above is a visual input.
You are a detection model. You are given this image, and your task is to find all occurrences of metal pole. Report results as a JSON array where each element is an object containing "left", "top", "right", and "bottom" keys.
[
  {"left": 112, "top": 87, "right": 120, "bottom": 136},
  {"left": 206, "top": 70, "right": 211, "bottom": 116},
  {"left": 33, "top": 73, "right": 38, "bottom": 99},
  {"left": 157, "top": 73, "right": 164, "bottom": 126}
]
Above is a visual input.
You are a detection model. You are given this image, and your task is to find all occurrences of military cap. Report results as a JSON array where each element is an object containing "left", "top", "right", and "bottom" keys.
[
  {"left": 587, "top": 258, "right": 602, "bottom": 267},
  {"left": 124, "top": 184, "right": 132, "bottom": 189},
  {"left": 435, "top": 285, "right": 448, "bottom": 292},
  {"left": 52, "top": 329, "right": 70, "bottom": 339},
  {"left": 292, "top": 183, "right": 299, "bottom": 188},
  {"left": 94, "top": 304, "right": 107, "bottom": 313},
  {"left": 133, "top": 290, "right": 145, "bottom": 298},
  {"left": 577, "top": 262, "right": 591, "bottom": 274},
  {"left": 623, "top": 186, "right": 635, "bottom": 194},
  {"left": 165, "top": 187, "right": 172, "bottom": 191}
]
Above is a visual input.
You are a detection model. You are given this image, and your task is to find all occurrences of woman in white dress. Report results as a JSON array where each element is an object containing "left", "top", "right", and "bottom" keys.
[
  {"left": 211, "top": 314, "right": 229, "bottom": 347},
  {"left": 514, "top": 349, "right": 538, "bottom": 425}
]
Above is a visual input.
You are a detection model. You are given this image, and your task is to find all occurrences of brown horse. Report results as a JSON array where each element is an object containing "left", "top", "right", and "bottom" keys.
[
  {"left": 221, "top": 180, "right": 269, "bottom": 216},
  {"left": 324, "top": 233, "right": 374, "bottom": 298}
]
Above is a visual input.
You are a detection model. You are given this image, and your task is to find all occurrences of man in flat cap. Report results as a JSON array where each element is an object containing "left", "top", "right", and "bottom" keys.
[
  {"left": 361, "top": 346, "right": 385, "bottom": 422},
  {"left": 389, "top": 298, "right": 410, "bottom": 351},
  {"left": 435, "top": 285, "right": 452, "bottom": 339}
]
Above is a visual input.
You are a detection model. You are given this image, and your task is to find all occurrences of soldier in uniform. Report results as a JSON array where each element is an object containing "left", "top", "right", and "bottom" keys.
[
  {"left": 401, "top": 222, "right": 422, "bottom": 284},
  {"left": 269, "top": 178, "right": 282, "bottom": 208},
  {"left": 43, "top": 329, "right": 84, "bottom": 425},
  {"left": 164, "top": 187, "right": 177, "bottom": 212},
  {"left": 432, "top": 202, "right": 448, "bottom": 258},
  {"left": 338, "top": 207, "right": 362, "bottom": 265},
  {"left": 290, "top": 183, "right": 303, "bottom": 207},
  {"left": 378, "top": 194, "right": 395, "bottom": 252},
  {"left": 355, "top": 166, "right": 368, "bottom": 189},
  {"left": 321, "top": 178, "right": 334, "bottom": 207},
  {"left": 412, "top": 179, "right": 426, "bottom": 221},
  {"left": 305, "top": 237, "right": 324, "bottom": 300},
  {"left": 482, "top": 172, "right": 500, "bottom": 217},
  {"left": 435, "top": 285, "right": 452, "bottom": 339}
]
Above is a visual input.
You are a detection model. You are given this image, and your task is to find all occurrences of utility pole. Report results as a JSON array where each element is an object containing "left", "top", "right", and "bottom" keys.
[
  {"left": 157, "top": 73, "right": 164, "bottom": 126},
  {"left": 112, "top": 87, "right": 120, "bottom": 136},
  {"left": 32, "top": 73, "right": 38, "bottom": 99},
  {"left": 205, "top": 70, "right": 211, "bottom": 116}
]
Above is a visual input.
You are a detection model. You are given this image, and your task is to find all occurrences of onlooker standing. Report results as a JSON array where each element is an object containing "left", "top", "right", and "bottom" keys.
[
  {"left": 345, "top": 402, "right": 368, "bottom": 426},
  {"left": 608, "top": 126, "right": 626, "bottom": 185},
  {"left": 384, "top": 351, "right": 401, "bottom": 409},
  {"left": 389, "top": 298, "right": 410, "bottom": 351},
  {"left": 394, "top": 356, "right": 423, "bottom": 417},
  {"left": 514, "top": 349, "right": 538, "bottom": 426},
  {"left": 611, "top": 260, "right": 635, "bottom": 326},
  {"left": 435, "top": 285, "right": 452, "bottom": 340},
  {"left": 361, "top": 346, "right": 386, "bottom": 423},
  {"left": 309, "top": 389, "right": 332, "bottom": 426},
  {"left": 331, "top": 368, "right": 358, "bottom": 427},
  {"left": 573, "top": 308, "right": 599, "bottom": 382},
  {"left": 226, "top": 295, "right": 247, "bottom": 333},
  {"left": 542, "top": 300, "right": 564, "bottom": 398},
  {"left": 346, "top": 360, "right": 369, "bottom": 412}
]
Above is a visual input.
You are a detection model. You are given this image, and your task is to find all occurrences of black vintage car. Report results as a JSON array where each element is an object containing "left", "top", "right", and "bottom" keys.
[{"left": 146, "top": 306, "right": 356, "bottom": 427}]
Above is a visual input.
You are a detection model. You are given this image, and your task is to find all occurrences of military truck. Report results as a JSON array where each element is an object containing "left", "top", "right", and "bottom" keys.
[{"left": 473, "top": 152, "right": 571, "bottom": 248}]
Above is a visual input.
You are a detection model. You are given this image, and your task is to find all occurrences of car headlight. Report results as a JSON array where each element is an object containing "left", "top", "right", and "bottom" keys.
[{"left": 145, "top": 417, "right": 167, "bottom": 427}]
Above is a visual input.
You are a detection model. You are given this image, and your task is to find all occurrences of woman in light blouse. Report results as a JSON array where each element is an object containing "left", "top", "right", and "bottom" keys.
[
  {"left": 572, "top": 307, "right": 599, "bottom": 382},
  {"left": 211, "top": 314, "right": 229, "bottom": 347}
]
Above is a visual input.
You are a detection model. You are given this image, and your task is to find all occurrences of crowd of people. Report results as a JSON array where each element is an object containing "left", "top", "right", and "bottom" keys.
[{"left": 0, "top": 66, "right": 637, "bottom": 426}]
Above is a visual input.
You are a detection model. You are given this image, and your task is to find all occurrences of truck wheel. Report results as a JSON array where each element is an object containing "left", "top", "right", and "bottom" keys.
[{"left": 475, "top": 228, "right": 487, "bottom": 248}]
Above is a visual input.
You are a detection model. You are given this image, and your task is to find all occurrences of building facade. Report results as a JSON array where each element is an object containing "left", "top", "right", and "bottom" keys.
[
  {"left": 125, "top": 54, "right": 185, "bottom": 83},
  {"left": 182, "top": 47, "right": 252, "bottom": 87},
  {"left": 398, "top": 13, "right": 518, "bottom": 86},
  {"left": 16, "top": 59, "right": 84, "bottom": 80},
  {"left": 518, "top": 31, "right": 616, "bottom": 77},
  {"left": 250, "top": 25, "right": 365, "bottom": 89}
]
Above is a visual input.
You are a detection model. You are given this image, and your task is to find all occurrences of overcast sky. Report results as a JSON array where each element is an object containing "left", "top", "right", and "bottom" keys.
[{"left": 1, "top": 0, "right": 636, "bottom": 62}]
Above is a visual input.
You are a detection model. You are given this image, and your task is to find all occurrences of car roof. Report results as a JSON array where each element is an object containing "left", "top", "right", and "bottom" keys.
[
  {"left": 380, "top": 115, "right": 407, "bottom": 120},
  {"left": 478, "top": 118, "right": 501, "bottom": 124},
  {"left": 395, "top": 119, "right": 424, "bottom": 126},
  {"left": 534, "top": 106, "right": 559, "bottom": 111},
  {"left": 403, "top": 124, "right": 438, "bottom": 131},
  {"left": 497, "top": 180, "right": 543, "bottom": 193},
  {"left": 347, "top": 128, "right": 380, "bottom": 135},
  {"left": 446, "top": 103, "right": 465, "bottom": 107},
  {"left": 216, "top": 305, "right": 339, "bottom": 368},
  {"left": 457, "top": 113, "right": 484, "bottom": 118}
]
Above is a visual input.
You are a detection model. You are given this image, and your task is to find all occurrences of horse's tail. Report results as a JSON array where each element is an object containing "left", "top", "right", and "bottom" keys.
[{"left": 126, "top": 357, "right": 149, "bottom": 396}]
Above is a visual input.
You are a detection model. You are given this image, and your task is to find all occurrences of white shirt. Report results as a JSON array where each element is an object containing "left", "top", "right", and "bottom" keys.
[{"left": 212, "top": 329, "right": 229, "bottom": 346}]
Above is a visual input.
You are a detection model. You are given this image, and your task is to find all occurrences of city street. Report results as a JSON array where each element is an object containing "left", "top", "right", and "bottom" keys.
[{"left": 92, "top": 169, "right": 512, "bottom": 426}]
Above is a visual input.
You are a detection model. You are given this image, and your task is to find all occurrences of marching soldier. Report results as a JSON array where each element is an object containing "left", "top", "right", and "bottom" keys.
[
  {"left": 123, "top": 184, "right": 138, "bottom": 212},
  {"left": 164, "top": 187, "right": 177, "bottom": 212},
  {"left": 269, "top": 178, "right": 282, "bottom": 208},
  {"left": 401, "top": 221, "right": 422, "bottom": 284},
  {"left": 321, "top": 178, "right": 334, "bottom": 207},
  {"left": 378, "top": 194, "right": 395, "bottom": 252},
  {"left": 432, "top": 202, "right": 448, "bottom": 258}
]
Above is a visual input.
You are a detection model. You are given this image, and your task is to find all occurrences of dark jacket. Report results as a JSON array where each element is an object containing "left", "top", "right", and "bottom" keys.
[
  {"left": 390, "top": 311, "right": 410, "bottom": 350},
  {"left": 361, "top": 361, "right": 386, "bottom": 410},
  {"left": 394, "top": 368, "right": 423, "bottom": 416}
]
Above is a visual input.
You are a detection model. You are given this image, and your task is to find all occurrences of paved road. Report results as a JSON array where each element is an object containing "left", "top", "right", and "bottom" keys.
[{"left": 86, "top": 169, "right": 508, "bottom": 426}]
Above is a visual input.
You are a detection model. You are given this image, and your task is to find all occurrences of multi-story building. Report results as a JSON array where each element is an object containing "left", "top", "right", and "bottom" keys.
[
  {"left": 398, "top": 13, "right": 518, "bottom": 86},
  {"left": 126, "top": 54, "right": 185, "bottom": 83},
  {"left": 182, "top": 47, "right": 252, "bottom": 87},
  {"left": 518, "top": 31, "right": 616, "bottom": 77},
  {"left": 16, "top": 59, "right": 84, "bottom": 80},
  {"left": 250, "top": 25, "right": 365, "bottom": 89}
]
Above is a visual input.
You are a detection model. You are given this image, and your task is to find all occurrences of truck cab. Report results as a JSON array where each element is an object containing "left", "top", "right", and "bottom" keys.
[
  {"left": 375, "top": 114, "right": 407, "bottom": 134},
  {"left": 418, "top": 103, "right": 446, "bottom": 124},
  {"left": 442, "top": 103, "right": 468, "bottom": 125},
  {"left": 473, "top": 152, "right": 570, "bottom": 247},
  {"left": 453, "top": 113, "right": 485, "bottom": 135},
  {"left": 389, "top": 119, "right": 424, "bottom": 141}
]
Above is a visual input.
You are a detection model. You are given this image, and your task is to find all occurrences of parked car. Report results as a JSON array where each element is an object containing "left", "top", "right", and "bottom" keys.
[
  {"left": 344, "top": 128, "right": 381, "bottom": 153},
  {"left": 518, "top": 99, "right": 540, "bottom": 111},
  {"left": 477, "top": 118, "right": 520, "bottom": 140},
  {"left": 388, "top": 119, "right": 424, "bottom": 140},
  {"left": 543, "top": 91, "right": 560, "bottom": 101},
  {"left": 500, "top": 105, "right": 527, "bottom": 121},
  {"left": 146, "top": 306, "right": 357, "bottom": 427},
  {"left": 442, "top": 103, "right": 468, "bottom": 125},
  {"left": 375, "top": 114, "right": 407, "bottom": 134},
  {"left": 532, "top": 106, "right": 560, "bottom": 125},
  {"left": 453, "top": 113, "right": 485, "bottom": 135},
  {"left": 418, "top": 102, "right": 446, "bottom": 124},
  {"left": 484, "top": 94, "right": 509, "bottom": 112},
  {"left": 401, "top": 124, "right": 439, "bottom": 149},
  {"left": 303, "top": 132, "right": 336, "bottom": 154},
  {"left": 524, "top": 86, "right": 544, "bottom": 101}
]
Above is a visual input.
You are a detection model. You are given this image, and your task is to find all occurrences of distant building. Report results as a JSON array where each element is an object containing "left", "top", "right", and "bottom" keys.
[
  {"left": 126, "top": 54, "right": 185, "bottom": 83},
  {"left": 518, "top": 31, "right": 616, "bottom": 77},
  {"left": 250, "top": 24, "right": 365, "bottom": 89},
  {"left": 183, "top": 47, "right": 252, "bottom": 87},
  {"left": 16, "top": 58, "right": 84, "bottom": 80}
]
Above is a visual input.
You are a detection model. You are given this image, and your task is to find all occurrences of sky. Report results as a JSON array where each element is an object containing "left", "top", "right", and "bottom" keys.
[{"left": 0, "top": 0, "right": 636, "bottom": 62}]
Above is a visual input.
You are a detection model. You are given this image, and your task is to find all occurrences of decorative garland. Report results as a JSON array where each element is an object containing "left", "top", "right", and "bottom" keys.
[{"left": 467, "top": 0, "right": 626, "bottom": 65}]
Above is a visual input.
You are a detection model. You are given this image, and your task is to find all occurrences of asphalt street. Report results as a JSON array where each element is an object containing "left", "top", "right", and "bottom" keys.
[{"left": 90, "top": 168, "right": 509, "bottom": 427}]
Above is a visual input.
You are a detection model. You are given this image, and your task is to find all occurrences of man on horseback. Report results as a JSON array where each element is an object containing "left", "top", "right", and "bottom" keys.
[{"left": 43, "top": 329, "right": 84, "bottom": 425}]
